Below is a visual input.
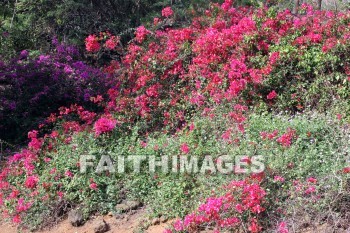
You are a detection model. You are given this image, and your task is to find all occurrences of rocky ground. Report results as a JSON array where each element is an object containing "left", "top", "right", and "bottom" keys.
[
  {"left": 0, "top": 202, "right": 171, "bottom": 233},
  {"left": 0, "top": 210, "right": 169, "bottom": 233}
]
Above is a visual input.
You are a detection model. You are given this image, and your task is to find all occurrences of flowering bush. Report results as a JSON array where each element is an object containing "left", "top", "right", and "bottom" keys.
[
  {"left": 1, "top": 1, "right": 350, "bottom": 231},
  {"left": 0, "top": 38, "right": 113, "bottom": 144},
  {"left": 84, "top": 1, "right": 350, "bottom": 136},
  {"left": 166, "top": 178, "right": 266, "bottom": 233}
]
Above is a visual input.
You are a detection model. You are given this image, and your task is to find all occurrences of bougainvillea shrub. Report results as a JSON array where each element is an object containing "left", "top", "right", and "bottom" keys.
[
  {"left": 85, "top": 1, "right": 350, "bottom": 135},
  {"left": 167, "top": 178, "right": 267, "bottom": 233},
  {"left": 0, "top": 38, "right": 113, "bottom": 144},
  {"left": 1, "top": 104, "right": 349, "bottom": 231},
  {"left": 0, "top": 1, "right": 350, "bottom": 232}
]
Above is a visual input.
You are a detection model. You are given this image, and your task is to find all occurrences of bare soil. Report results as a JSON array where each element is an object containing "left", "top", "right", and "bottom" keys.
[{"left": 0, "top": 209, "right": 169, "bottom": 233}]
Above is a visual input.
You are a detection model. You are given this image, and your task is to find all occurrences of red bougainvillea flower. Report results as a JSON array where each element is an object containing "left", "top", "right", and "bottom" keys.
[
  {"left": 105, "top": 35, "right": 120, "bottom": 50},
  {"left": 162, "top": 6, "right": 174, "bottom": 17},
  {"left": 12, "top": 215, "right": 21, "bottom": 224},
  {"left": 336, "top": 113, "right": 342, "bottom": 121},
  {"left": 93, "top": 116, "right": 117, "bottom": 136},
  {"left": 50, "top": 131, "right": 59, "bottom": 139},
  {"left": 248, "top": 218, "right": 262, "bottom": 233},
  {"left": 342, "top": 167, "right": 350, "bottom": 174},
  {"left": 85, "top": 35, "right": 100, "bottom": 52},
  {"left": 267, "top": 90, "right": 277, "bottom": 100},
  {"left": 307, "top": 177, "right": 317, "bottom": 183},
  {"left": 276, "top": 128, "right": 296, "bottom": 147}
]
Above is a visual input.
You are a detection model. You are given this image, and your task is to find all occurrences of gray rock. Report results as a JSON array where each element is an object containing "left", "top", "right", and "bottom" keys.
[
  {"left": 68, "top": 209, "right": 84, "bottom": 227},
  {"left": 115, "top": 200, "right": 141, "bottom": 213},
  {"left": 125, "top": 200, "right": 141, "bottom": 210},
  {"left": 115, "top": 203, "right": 130, "bottom": 213},
  {"left": 93, "top": 220, "right": 109, "bottom": 233}
]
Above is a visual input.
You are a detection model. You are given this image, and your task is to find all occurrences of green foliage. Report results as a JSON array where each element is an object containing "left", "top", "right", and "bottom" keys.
[
  {"left": 251, "top": 34, "right": 350, "bottom": 113},
  {"left": 0, "top": 0, "right": 222, "bottom": 54},
  {"left": 14, "top": 106, "right": 349, "bottom": 229}
]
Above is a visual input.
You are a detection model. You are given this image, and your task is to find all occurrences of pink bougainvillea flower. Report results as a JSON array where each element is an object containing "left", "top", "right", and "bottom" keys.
[
  {"left": 248, "top": 218, "right": 261, "bottom": 233},
  {"left": 57, "top": 191, "right": 64, "bottom": 199},
  {"left": 221, "top": 0, "right": 233, "bottom": 11},
  {"left": 65, "top": 170, "right": 74, "bottom": 178},
  {"left": 50, "top": 131, "right": 59, "bottom": 139},
  {"left": 16, "top": 198, "right": 32, "bottom": 212},
  {"left": 278, "top": 221, "right": 289, "bottom": 233},
  {"left": 153, "top": 17, "right": 160, "bottom": 25},
  {"left": 93, "top": 116, "right": 117, "bottom": 137},
  {"left": 173, "top": 219, "right": 183, "bottom": 231},
  {"left": 269, "top": 52, "right": 280, "bottom": 65},
  {"left": 135, "top": 26, "right": 150, "bottom": 43},
  {"left": 89, "top": 179, "right": 98, "bottom": 190},
  {"left": 25, "top": 176, "right": 39, "bottom": 189},
  {"left": 28, "top": 130, "right": 38, "bottom": 139},
  {"left": 12, "top": 215, "right": 21, "bottom": 224},
  {"left": 180, "top": 143, "right": 190, "bottom": 154},
  {"left": 105, "top": 35, "right": 120, "bottom": 50},
  {"left": 85, "top": 35, "right": 100, "bottom": 52},
  {"left": 28, "top": 138, "right": 43, "bottom": 150},
  {"left": 162, "top": 7, "right": 173, "bottom": 17},
  {"left": 274, "top": 176, "right": 285, "bottom": 183},
  {"left": 189, "top": 123, "right": 195, "bottom": 131},
  {"left": 90, "top": 183, "right": 98, "bottom": 190},
  {"left": 304, "top": 185, "right": 317, "bottom": 195}
]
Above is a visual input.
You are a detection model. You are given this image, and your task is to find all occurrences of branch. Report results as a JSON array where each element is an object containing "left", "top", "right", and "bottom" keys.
[{"left": 10, "top": 0, "right": 17, "bottom": 29}]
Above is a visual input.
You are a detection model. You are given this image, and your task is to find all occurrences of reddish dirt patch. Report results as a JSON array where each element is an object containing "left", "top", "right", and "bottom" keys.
[
  {"left": 0, "top": 221, "right": 19, "bottom": 233},
  {"left": 0, "top": 209, "right": 170, "bottom": 233}
]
